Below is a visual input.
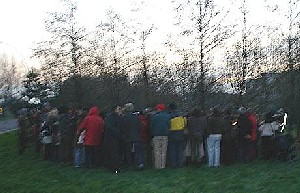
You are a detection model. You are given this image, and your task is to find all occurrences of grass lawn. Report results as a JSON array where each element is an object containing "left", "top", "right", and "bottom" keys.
[{"left": 1, "top": 131, "right": 300, "bottom": 193}]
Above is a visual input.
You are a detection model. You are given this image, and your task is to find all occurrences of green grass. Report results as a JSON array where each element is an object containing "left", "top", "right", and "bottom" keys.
[{"left": 1, "top": 132, "right": 300, "bottom": 193}]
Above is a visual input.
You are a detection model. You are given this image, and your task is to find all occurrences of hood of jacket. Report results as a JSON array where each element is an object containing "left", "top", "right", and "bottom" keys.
[{"left": 88, "top": 106, "right": 100, "bottom": 116}]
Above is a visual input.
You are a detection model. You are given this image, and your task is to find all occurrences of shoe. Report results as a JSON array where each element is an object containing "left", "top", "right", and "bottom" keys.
[{"left": 137, "top": 164, "right": 144, "bottom": 170}]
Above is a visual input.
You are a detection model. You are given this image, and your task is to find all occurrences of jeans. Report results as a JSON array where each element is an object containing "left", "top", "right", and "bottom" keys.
[
  {"left": 206, "top": 134, "right": 222, "bottom": 167},
  {"left": 190, "top": 137, "right": 204, "bottom": 162},
  {"left": 74, "top": 146, "right": 84, "bottom": 167},
  {"left": 85, "top": 145, "right": 96, "bottom": 168},
  {"left": 169, "top": 140, "right": 185, "bottom": 168},
  {"left": 125, "top": 141, "right": 144, "bottom": 167}
]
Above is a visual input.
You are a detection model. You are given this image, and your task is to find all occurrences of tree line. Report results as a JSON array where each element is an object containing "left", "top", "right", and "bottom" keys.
[{"left": 1, "top": 0, "right": 300, "bottom": 132}]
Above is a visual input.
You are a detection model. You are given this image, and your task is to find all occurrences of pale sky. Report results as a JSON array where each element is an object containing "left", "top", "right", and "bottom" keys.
[{"left": 0, "top": 0, "right": 296, "bottom": 70}]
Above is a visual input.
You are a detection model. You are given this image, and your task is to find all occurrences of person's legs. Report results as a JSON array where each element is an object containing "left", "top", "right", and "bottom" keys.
[
  {"left": 213, "top": 135, "right": 222, "bottom": 167},
  {"left": 85, "top": 145, "right": 95, "bottom": 168},
  {"left": 134, "top": 141, "right": 144, "bottom": 168},
  {"left": 190, "top": 137, "right": 198, "bottom": 162},
  {"left": 199, "top": 142, "right": 205, "bottom": 160},
  {"left": 74, "top": 146, "right": 83, "bottom": 167},
  {"left": 125, "top": 142, "right": 133, "bottom": 167},
  {"left": 152, "top": 137, "right": 160, "bottom": 168},
  {"left": 206, "top": 135, "right": 214, "bottom": 167},
  {"left": 177, "top": 140, "right": 185, "bottom": 167},
  {"left": 169, "top": 141, "right": 176, "bottom": 167}
]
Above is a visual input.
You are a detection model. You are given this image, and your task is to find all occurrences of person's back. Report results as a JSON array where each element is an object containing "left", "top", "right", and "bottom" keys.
[
  {"left": 150, "top": 104, "right": 170, "bottom": 169},
  {"left": 104, "top": 112, "right": 122, "bottom": 141},
  {"left": 237, "top": 107, "right": 252, "bottom": 163},
  {"left": 188, "top": 116, "right": 206, "bottom": 138},
  {"left": 139, "top": 113, "right": 150, "bottom": 144},
  {"left": 205, "top": 109, "right": 223, "bottom": 167},
  {"left": 237, "top": 114, "right": 252, "bottom": 140},
  {"left": 246, "top": 112, "right": 257, "bottom": 141},
  {"left": 168, "top": 103, "right": 187, "bottom": 168},
  {"left": 150, "top": 111, "right": 170, "bottom": 137},
  {"left": 18, "top": 109, "right": 30, "bottom": 154},
  {"left": 169, "top": 111, "right": 186, "bottom": 141},
  {"left": 187, "top": 110, "right": 207, "bottom": 164},
  {"left": 103, "top": 105, "right": 123, "bottom": 172},
  {"left": 207, "top": 115, "right": 224, "bottom": 135},
  {"left": 122, "top": 112, "right": 141, "bottom": 142},
  {"left": 78, "top": 106, "right": 104, "bottom": 168},
  {"left": 81, "top": 107, "right": 104, "bottom": 146}
]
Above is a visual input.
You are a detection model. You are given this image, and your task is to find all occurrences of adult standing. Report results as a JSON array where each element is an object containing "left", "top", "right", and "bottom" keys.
[
  {"left": 17, "top": 108, "right": 30, "bottom": 155},
  {"left": 150, "top": 104, "right": 171, "bottom": 169},
  {"left": 77, "top": 106, "right": 104, "bottom": 168},
  {"left": 205, "top": 108, "right": 223, "bottom": 167},
  {"left": 46, "top": 109, "right": 59, "bottom": 162},
  {"left": 187, "top": 108, "right": 207, "bottom": 165},
  {"left": 258, "top": 112, "right": 278, "bottom": 160},
  {"left": 121, "top": 103, "right": 144, "bottom": 169},
  {"left": 246, "top": 109, "right": 258, "bottom": 161},
  {"left": 168, "top": 103, "right": 187, "bottom": 168},
  {"left": 237, "top": 107, "right": 252, "bottom": 163},
  {"left": 58, "top": 106, "right": 74, "bottom": 165},
  {"left": 221, "top": 110, "right": 236, "bottom": 165},
  {"left": 103, "top": 105, "right": 123, "bottom": 173},
  {"left": 139, "top": 109, "right": 151, "bottom": 167}
]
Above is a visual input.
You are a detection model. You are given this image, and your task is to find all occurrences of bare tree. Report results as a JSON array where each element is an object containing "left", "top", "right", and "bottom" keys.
[
  {"left": 33, "top": 0, "right": 87, "bottom": 107},
  {"left": 0, "top": 54, "right": 20, "bottom": 102},
  {"left": 173, "top": 0, "right": 234, "bottom": 108}
]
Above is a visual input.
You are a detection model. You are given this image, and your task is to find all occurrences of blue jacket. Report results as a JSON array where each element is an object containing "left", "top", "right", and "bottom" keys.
[{"left": 150, "top": 111, "right": 171, "bottom": 137}]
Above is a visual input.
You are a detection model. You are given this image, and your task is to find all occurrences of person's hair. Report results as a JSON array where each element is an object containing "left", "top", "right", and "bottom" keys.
[
  {"left": 112, "top": 105, "right": 121, "bottom": 111},
  {"left": 169, "top": 102, "right": 177, "bottom": 110},
  {"left": 124, "top": 103, "right": 134, "bottom": 112},
  {"left": 191, "top": 108, "right": 200, "bottom": 116},
  {"left": 212, "top": 108, "right": 220, "bottom": 116},
  {"left": 265, "top": 112, "right": 273, "bottom": 123},
  {"left": 58, "top": 105, "right": 68, "bottom": 114}
]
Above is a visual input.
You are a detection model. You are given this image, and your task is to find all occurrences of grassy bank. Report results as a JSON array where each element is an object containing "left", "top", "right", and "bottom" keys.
[{"left": 1, "top": 132, "right": 299, "bottom": 193}]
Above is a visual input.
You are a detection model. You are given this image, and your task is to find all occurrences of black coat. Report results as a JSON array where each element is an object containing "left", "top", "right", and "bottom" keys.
[{"left": 121, "top": 112, "right": 142, "bottom": 142}]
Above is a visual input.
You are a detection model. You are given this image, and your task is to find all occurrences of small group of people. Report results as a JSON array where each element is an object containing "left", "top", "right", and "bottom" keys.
[{"left": 17, "top": 102, "right": 289, "bottom": 173}]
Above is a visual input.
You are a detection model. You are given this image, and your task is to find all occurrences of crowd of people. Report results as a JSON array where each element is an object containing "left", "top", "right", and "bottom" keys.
[{"left": 17, "top": 102, "right": 290, "bottom": 173}]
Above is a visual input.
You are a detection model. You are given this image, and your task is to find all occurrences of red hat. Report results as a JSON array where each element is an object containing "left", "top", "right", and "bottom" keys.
[{"left": 156, "top": 103, "right": 166, "bottom": 111}]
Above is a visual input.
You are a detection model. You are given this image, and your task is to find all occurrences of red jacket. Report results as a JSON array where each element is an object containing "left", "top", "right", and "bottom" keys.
[
  {"left": 247, "top": 112, "right": 257, "bottom": 141},
  {"left": 139, "top": 114, "right": 150, "bottom": 144},
  {"left": 78, "top": 107, "right": 104, "bottom": 146}
]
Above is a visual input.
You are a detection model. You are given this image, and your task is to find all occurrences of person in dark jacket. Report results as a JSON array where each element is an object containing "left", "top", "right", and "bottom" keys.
[
  {"left": 103, "top": 105, "right": 123, "bottom": 173},
  {"left": 221, "top": 110, "right": 236, "bottom": 165},
  {"left": 237, "top": 107, "right": 252, "bottom": 163},
  {"left": 150, "top": 103, "right": 171, "bottom": 169},
  {"left": 58, "top": 106, "right": 74, "bottom": 165},
  {"left": 121, "top": 103, "right": 144, "bottom": 169},
  {"left": 205, "top": 108, "right": 224, "bottom": 167},
  {"left": 18, "top": 108, "right": 30, "bottom": 155},
  {"left": 187, "top": 108, "right": 207, "bottom": 165}
]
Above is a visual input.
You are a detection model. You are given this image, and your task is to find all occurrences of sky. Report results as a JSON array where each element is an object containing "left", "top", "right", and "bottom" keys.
[{"left": 0, "top": 0, "right": 296, "bottom": 71}]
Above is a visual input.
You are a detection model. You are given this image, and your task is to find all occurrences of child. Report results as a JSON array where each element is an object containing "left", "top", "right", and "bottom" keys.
[{"left": 74, "top": 130, "right": 85, "bottom": 168}]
